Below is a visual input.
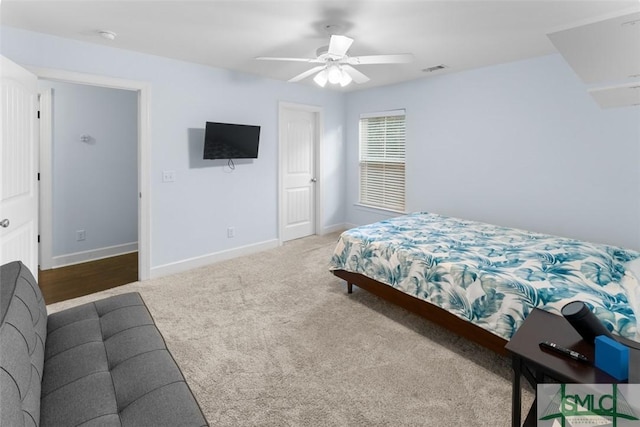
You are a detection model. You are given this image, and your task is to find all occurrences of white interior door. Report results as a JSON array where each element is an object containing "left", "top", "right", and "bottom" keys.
[
  {"left": 280, "top": 107, "right": 317, "bottom": 242},
  {"left": 0, "top": 56, "right": 39, "bottom": 276}
]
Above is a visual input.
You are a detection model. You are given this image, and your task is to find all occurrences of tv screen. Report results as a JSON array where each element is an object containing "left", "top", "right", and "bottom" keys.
[{"left": 203, "top": 121, "right": 261, "bottom": 160}]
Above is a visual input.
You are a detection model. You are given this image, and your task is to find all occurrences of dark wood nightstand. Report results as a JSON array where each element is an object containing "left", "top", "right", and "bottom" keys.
[{"left": 505, "top": 308, "right": 640, "bottom": 427}]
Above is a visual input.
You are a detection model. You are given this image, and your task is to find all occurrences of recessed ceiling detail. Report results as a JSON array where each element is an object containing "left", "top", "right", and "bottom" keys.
[
  {"left": 588, "top": 83, "right": 640, "bottom": 108},
  {"left": 548, "top": 11, "right": 640, "bottom": 84},
  {"left": 548, "top": 10, "right": 640, "bottom": 108}
]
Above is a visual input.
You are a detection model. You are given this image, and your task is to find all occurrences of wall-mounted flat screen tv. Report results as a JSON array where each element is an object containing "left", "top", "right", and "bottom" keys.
[{"left": 203, "top": 121, "right": 261, "bottom": 160}]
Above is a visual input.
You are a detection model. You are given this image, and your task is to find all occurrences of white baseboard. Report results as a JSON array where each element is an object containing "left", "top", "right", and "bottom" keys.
[
  {"left": 49, "top": 242, "right": 138, "bottom": 269},
  {"left": 321, "top": 223, "right": 348, "bottom": 234},
  {"left": 150, "top": 239, "right": 279, "bottom": 279},
  {"left": 343, "top": 223, "right": 358, "bottom": 230}
]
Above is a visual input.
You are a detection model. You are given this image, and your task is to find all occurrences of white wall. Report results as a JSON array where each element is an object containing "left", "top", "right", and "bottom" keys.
[
  {"left": 345, "top": 54, "right": 640, "bottom": 250},
  {"left": 0, "top": 27, "right": 346, "bottom": 275},
  {"left": 39, "top": 80, "right": 138, "bottom": 260}
]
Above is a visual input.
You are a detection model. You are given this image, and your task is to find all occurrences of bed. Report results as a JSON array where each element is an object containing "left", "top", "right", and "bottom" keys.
[{"left": 330, "top": 212, "right": 640, "bottom": 355}]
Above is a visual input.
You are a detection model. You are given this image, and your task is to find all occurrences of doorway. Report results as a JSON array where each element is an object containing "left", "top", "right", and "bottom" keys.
[
  {"left": 33, "top": 67, "right": 151, "bottom": 290},
  {"left": 278, "top": 102, "right": 323, "bottom": 242},
  {"left": 37, "top": 80, "right": 138, "bottom": 302}
]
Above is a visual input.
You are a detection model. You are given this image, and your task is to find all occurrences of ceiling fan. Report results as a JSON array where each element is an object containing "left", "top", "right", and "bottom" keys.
[{"left": 256, "top": 35, "right": 414, "bottom": 87}]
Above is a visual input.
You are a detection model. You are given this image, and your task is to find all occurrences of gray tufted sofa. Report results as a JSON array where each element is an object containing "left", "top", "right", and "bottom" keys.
[{"left": 0, "top": 261, "right": 208, "bottom": 426}]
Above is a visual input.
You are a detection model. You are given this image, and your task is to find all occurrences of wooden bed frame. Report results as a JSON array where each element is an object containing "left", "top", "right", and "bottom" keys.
[{"left": 332, "top": 269, "right": 509, "bottom": 356}]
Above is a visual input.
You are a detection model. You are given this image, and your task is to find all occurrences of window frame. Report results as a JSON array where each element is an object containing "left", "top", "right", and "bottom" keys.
[{"left": 358, "top": 109, "right": 406, "bottom": 213}]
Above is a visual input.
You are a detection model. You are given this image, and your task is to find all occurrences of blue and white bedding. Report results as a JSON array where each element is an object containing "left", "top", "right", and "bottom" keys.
[{"left": 330, "top": 212, "right": 640, "bottom": 341}]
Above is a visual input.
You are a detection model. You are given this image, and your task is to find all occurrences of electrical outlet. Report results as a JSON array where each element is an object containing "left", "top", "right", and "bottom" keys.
[
  {"left": 162, "top": 170, "right": 176, "bottom": 182},
  {"left": 76, "top": 230, "right": 86, "bottom": 241},
  {"left": 227, "top": 227, "right": 235, "bottom": 238}
]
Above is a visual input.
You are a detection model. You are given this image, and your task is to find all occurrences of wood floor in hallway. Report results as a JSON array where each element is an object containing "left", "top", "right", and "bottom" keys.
[{"left": 38, "top": 252, "right": 138, "bottom": 305}]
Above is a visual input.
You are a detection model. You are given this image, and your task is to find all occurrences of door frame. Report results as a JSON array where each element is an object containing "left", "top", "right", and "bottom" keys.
[
  {"left": 30, "top": 66, "right": 151, "bottom": 280},
  {"left": 39, "top": 88, "right": 53, "bottom": 269},
  {"left": 278, "top": 102, "right": 323, "bottom": 244}
]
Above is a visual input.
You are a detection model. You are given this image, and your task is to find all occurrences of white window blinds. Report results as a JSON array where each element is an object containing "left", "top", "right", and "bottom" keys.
[{"left": 359, "top": 110, "right": 406, "bottom": 211}]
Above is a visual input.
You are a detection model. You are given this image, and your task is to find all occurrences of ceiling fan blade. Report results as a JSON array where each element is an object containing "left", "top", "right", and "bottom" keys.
[
  {"left": 256, "top": 56, "right": 323, "bottom": 63},
  {"left": 288, "top": 65, "right": 326, "bottom": 83},
  {"left": 342, "top": 65, "right": 370, "bottom": 84},
  {"left": 346, "top": 54, "right": 414, "bottom": 65},
  {"left": 328, "top": 35, "right": 354, "bottom": 58}
]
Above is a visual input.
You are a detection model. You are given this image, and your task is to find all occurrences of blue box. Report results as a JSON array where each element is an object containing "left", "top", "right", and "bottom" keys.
[{"left": 595, "top": 335, "right": 629, "bottom": 381}]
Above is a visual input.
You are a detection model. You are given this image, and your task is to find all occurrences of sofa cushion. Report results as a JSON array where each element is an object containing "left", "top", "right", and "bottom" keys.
[
  {"left": 40, "top": 292, "right": 207, "bottom": 427},
  {"left": 0, "top": 261, "right": 47, "bottom": 427}
]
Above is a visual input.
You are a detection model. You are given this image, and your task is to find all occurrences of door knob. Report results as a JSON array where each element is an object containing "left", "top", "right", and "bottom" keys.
[
  {"left": 0, "top": 219, "right": 9, "bottom": 228},
  {"left": 310, "top": 178, "right": 317, "bottom": 183}
]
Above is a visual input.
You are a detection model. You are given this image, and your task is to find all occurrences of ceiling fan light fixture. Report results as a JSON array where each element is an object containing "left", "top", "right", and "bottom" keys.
[
  {"left": 339, "top": 70, "right": 353, "bottom": 87},
  {"left": 327, "top": 65, "right": 342, "bottom": 84},
  {"left": 313, "top": 69, "right": 328, "bottom": 87}
]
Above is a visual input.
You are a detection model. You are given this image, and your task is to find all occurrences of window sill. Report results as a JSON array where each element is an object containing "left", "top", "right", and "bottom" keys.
[{"left": 354, "top": 203, "right": 407, "bottom": 216}]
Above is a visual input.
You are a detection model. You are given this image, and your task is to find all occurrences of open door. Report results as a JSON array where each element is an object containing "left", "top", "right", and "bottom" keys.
[{"left": 0, "top": 56, "right": 39, "bottom": 276}]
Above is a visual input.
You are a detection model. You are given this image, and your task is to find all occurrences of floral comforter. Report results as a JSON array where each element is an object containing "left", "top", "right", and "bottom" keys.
[{"left": 330, "top": 212, "right": 640, "bottom": 340}]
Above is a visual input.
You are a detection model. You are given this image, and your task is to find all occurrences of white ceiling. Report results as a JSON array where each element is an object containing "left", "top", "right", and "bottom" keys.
[{"left": 1, "top": 1, "right": 638, "bottom": 91}]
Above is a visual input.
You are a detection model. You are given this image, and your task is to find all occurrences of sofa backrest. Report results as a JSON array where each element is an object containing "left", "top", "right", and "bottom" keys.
[{"left": 0, "top": 261, "right": 47, "bottom": 427}]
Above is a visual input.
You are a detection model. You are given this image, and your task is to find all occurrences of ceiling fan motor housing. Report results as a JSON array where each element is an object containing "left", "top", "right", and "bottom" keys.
[{"left": 316, "top": 46, "right": 333, "bottom": 60}]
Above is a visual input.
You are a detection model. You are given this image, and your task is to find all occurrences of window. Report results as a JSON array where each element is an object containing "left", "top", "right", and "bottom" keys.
[{"left": 359, "top": 110, "right": 406, "bottom": 211}]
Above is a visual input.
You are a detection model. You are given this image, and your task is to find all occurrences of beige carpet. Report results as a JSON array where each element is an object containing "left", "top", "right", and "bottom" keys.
[{"left": 49, "top": 233, "right": 533, "bottom": 426}]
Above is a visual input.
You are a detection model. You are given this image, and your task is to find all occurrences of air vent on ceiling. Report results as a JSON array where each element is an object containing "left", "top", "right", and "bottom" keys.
[{"left": 422, "top": 64, "right": 448, "bottom": 73}]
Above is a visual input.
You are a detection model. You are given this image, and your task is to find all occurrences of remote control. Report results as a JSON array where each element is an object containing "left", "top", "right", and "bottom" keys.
[{"left": 539, "top": 341, "right": 589, "bottom": 363}]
